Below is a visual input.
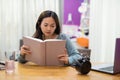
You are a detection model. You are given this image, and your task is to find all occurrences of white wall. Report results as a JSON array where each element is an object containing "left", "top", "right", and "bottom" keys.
[
  {"left": 0, "top": 0, "right": 62, "bottom": 61},
  {"left": 90, "top": 0, "right": 120, "bottom": 63}
]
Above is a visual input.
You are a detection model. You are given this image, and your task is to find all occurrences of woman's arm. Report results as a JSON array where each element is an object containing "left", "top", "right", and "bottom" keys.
[
  {"left": 18, "top": 54, "right": 28, "bottom": 63},
  {"left": 18, "top": 45, "right": 31, "bottom": 64},
  {"left": 58, "top": 33, "right": 82, "bottom": 66}
]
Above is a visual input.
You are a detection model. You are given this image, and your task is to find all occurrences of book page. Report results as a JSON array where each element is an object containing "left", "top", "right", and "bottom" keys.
[
  {"left": 45, "top": 40, "right": 66, "bottom": 66},
  {"left": 23, "top": 36, "right": 46, "bottom": 65},
  {"left": 44, "top": 39, "right": 64, "bottom": 41}
]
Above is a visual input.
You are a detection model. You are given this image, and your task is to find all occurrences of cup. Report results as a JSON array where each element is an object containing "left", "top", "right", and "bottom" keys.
[
  {"left": 5, "top": 51, "right": 15, "bottom": 74},
  {"left": 5, "top": 60, "right": 15, "bottom": 73}
]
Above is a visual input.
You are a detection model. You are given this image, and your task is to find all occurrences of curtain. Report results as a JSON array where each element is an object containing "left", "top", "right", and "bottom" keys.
[
  {"left": 90, "top": 0, "right": 120, "bottom": 63},
  {"left": 0, "top": 0, "right": 62, "bottom": 60}
]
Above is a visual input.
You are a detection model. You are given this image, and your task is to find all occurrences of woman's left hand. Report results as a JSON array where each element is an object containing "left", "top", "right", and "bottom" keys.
[{"left": 58, "top": 49, "right": 69, "bottom": 64}]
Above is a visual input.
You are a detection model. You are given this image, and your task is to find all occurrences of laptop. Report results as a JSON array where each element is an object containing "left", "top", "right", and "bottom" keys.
[{"left": 91, "top": 38, "right": 120, "bottom": 74}]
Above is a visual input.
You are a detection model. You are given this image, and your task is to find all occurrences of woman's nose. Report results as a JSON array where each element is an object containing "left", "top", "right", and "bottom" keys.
[{"left": 47, "top": 26, "right": 51, "bottom": 30}]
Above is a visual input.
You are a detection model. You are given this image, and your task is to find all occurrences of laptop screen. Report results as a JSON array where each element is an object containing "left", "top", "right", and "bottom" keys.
[
  {"left": 113, "top": 38, "right": 120, "bottom": 73},
  {"left": 92, "top": 38, "right": 120, "bottom": 74}
]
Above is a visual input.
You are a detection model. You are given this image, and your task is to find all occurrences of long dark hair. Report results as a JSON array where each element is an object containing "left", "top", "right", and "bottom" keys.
[{"left": 33, "top": 10, "right": 61, "bottom": 40}]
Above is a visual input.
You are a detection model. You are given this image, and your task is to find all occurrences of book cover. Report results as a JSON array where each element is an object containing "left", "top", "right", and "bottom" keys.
[{"left": 23, "top": 36, "right": 66, "bottom": 66}]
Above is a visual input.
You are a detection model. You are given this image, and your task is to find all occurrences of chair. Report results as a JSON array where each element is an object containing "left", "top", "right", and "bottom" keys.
[{"left": 19, "top": 39, "right": 23, "bottom": 50}]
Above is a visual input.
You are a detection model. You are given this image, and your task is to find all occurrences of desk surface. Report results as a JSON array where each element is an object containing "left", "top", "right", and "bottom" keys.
[{"left": 0, "top": 62, "right": 120, "bottom": 80}]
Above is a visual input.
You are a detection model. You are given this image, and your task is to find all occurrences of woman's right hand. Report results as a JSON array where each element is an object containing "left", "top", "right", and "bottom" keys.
[{"left": 20, "top": 45, "right": 31, "bottom": 56}]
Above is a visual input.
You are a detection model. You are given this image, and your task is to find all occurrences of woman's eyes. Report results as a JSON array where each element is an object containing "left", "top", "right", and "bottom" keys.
[
  {"left": 51, "top": 25, "right": 55, "bottom": 27},
  {"left": 44, "top": 24, "right": 55, "bottom": 28},
  {"left": 44, "top": 24, "right": 47, "bottom": 27}
]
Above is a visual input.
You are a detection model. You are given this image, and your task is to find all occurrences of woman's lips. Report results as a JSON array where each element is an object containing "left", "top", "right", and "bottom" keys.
[{"left": 46, "top": 32, "right": 51, "bottom": 34}]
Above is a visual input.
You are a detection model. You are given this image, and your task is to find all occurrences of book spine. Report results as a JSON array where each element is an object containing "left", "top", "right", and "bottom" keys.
[{"left": 45, "top": 42, "right": 47, "bottom": 65}]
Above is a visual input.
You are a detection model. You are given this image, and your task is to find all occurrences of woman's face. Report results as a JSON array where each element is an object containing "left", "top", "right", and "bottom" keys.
[{"left": 40, "top": 17, "right": 56, "bottom": 37}]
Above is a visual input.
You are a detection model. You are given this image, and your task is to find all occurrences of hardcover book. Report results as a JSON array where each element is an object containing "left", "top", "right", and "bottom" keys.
[{"left": 23, "top": 36, "right": 66, "bottom": 66}]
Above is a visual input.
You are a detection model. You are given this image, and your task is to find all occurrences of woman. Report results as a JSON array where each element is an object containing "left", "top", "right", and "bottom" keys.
[{"left": 18, "top": 10, "right": 82, "bottom": 66}]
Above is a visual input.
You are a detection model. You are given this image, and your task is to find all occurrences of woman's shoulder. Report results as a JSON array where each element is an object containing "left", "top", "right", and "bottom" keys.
[{"left": 57, "top": 33, "right": 70, "bottom": 40}]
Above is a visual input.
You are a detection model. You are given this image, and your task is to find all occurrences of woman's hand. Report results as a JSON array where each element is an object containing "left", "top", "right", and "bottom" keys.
[
  {"left": 58, "top": 49, "right": 69, "bottom": 64},
  {"left": 20, "top": 45, "right": 31, "bottom": 56}
]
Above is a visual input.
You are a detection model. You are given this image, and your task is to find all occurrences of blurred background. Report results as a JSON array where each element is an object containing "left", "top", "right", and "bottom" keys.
[{"left": 0, "top": 0, "right": 120, "bottom": 63}]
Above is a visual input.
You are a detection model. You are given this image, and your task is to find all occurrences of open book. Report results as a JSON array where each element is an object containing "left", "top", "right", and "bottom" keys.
[{"left": 23, "top": 36, "right": 66, "bottom": 66}]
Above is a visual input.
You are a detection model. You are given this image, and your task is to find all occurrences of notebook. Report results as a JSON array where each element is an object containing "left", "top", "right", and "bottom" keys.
[{"left": 91, "top": 38, "right": 120, "bottom": 74}]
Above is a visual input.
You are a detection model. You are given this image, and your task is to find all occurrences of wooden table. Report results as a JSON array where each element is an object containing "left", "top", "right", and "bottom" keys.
[{"left": 0, "top": 62, "right": 120, "bottom": 80}]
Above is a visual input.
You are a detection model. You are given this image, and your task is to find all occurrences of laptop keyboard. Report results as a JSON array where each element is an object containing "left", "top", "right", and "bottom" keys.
[{"left": 99, "top": 66, "right": 113, "bottom": 71}]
